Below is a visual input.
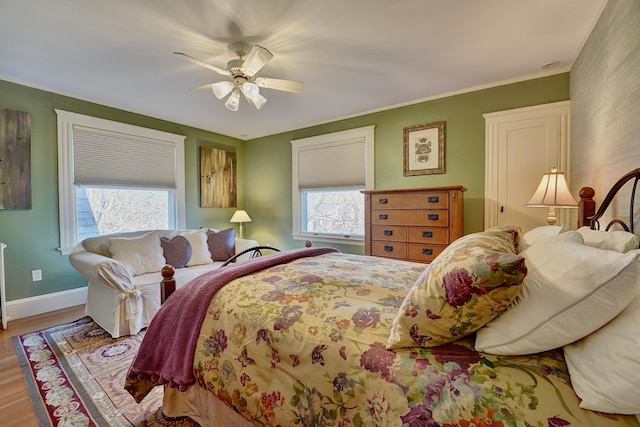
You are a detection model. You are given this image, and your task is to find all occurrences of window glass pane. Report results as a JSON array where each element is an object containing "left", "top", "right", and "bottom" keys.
[
  {"left": 76, "top": 187, "right": 169, "bottom": 240},
  {"left": 303, "top": 189, "right": 364, "bottom": 236}
]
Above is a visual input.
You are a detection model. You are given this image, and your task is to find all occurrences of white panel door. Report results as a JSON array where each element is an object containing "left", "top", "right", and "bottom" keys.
[{"left": 484, "top": 101, "right": 571, "bottom": 232}]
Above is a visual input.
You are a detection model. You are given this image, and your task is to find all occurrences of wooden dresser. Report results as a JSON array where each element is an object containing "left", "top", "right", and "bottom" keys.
[{"left": 363, "top": 186, "right": 465, "bottom": 263}]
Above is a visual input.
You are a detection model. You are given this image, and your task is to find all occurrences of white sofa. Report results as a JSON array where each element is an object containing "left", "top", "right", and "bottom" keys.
[{"left": 69, "top": 228, "right": 258, "bottom": 337}]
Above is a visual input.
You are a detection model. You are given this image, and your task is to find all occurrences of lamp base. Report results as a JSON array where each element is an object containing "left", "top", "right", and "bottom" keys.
[
  {"left": 238, "top": 223, "right": 244, "bottom": 239},
  {"left": 546, "top": 206, "right": 558, "bottom": 226}
]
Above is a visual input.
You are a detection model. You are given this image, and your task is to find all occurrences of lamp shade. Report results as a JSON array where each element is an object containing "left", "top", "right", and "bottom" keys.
[
  {"left": 229, "top": 210, "right": 252, "bottom": 223},
  {"left": 525, "top": 168, "right": 578, "bottom": 208}
]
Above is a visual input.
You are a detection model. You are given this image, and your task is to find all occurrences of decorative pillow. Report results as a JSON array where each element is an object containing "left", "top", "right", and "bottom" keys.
[
  {"left": 519, "top": 224, "right": 565, "bottom": 250},
  {"left": 386, "top": 225, "right": 527, "bottom": 349},
  {"left": 576, "top": 226, "right": 639, "bottom": 252},
  {"left": 107, "top": 231, "right": 166, "bottom": 276},
  {"left": 179, "top": 229, "right": 213, "bottom": 266},
  {"left": 475, "top": 232, "right": 640, "bottom": 355},
  {"left": 564, "top": 284, "right": 640, "bottom": 415},
  {"left": 160, "top": 235, "right": 192, "bottom": 269},
  {"left": 206, "top": 228, "right": 236, "bottom": 261}
]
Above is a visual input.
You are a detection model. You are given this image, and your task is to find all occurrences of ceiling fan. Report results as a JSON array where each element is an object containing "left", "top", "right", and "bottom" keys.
[{"left": 175, "top": 41, "right": 303, "bottom": 111}]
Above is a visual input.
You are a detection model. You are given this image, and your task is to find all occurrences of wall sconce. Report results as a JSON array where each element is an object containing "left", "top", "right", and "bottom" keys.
[
  {"left": 525, "top": 167, "right": 578, "bottom": 225},
  {"left": 229, "top": 210, "right": 252, "bottom": 239}
]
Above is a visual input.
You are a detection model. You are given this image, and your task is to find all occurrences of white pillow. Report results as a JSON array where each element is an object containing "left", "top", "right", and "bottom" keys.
[
  {"left": 475, "top": 231, "right": 640, "bottom": 355},
  {"left": 519, "top": 224, "right": 565, "bottom": 250},
  {"left": 564, "top": 284, "right": 640, "bottom": 414},
  {"left": 577, "top": 226, "right": 639, "bottom": 253},
  {"left": 180, "top": 229, "right": 213, "bottom": 266},
  {"left": 107, "top": 231, "right": 166, "bottom": 276}
]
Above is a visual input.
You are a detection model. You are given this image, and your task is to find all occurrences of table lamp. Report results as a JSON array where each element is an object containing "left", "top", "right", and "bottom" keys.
[
  {"left": 525, "top": 167, "right": 578, "bottom": 225},
  {"left": 229, "top": 209, "right": 252, "bottom": 238}
]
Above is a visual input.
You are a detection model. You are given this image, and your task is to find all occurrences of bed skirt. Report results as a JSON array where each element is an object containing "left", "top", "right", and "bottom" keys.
[{"left": 163, "top": 385, "right": 253, "bottom": 427}]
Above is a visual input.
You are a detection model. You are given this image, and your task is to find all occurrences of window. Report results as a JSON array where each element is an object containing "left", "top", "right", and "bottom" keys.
[
  {"left": 56, "top": 110, "right": 186, "bottom": 254},
  {"left": 291, "top": 126, "right": 374, "bottom": 245}
]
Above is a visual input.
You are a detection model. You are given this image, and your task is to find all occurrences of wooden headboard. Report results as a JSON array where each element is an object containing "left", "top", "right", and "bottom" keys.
[{"left": 579, "top": 168, "right": 640, "bottom": 232}]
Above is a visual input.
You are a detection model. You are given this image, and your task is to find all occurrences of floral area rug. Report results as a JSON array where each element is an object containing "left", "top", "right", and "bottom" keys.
[{"left": 12, "top": 316, "right": 199, "bottom": 427}]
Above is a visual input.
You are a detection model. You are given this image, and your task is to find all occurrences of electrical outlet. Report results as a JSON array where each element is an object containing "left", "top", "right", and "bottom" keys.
[{"left": 32, "top": 269, "right": 42, "bottom": 282}]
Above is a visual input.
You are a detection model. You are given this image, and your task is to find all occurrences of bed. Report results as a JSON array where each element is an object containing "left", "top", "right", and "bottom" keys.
[{"left": 125, "top": 169, "right": 640, "bottom": 427}]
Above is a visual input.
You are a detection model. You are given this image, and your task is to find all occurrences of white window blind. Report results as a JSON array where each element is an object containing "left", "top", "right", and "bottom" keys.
[
  {"left": 73, "top": 126, "right": 177, "bottom": 189},
  {"left": 56, "top": 109, "right": 186, "bottom": 254},
  {"left": 297, "top": 138, "right": 366, "bottom": 190},
  {"left": 291, "top": 125, "right": 374, "bottom": 245}
]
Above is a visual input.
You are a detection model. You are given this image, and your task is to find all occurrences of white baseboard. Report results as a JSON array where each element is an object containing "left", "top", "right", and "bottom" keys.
[{"left": 6, "top": 287, "right": 87, "bottom": 322}]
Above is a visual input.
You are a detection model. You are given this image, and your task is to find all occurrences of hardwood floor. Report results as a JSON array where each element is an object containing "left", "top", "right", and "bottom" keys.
[{"left": 0, "top": 305, "right": 86, "bottom": 427}]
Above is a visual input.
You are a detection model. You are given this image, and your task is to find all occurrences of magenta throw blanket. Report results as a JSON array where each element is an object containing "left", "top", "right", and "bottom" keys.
[{"left": 125, "top": 247, "right": 338, "bottom": 402}]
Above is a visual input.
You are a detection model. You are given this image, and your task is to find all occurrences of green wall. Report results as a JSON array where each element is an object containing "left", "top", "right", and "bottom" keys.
[
  {"left": 245, "top": 73, "right": 570, "bottom": 252},
  {"left": 0, "top": 72, "right": 569, "bottom": 303},
  {"left": 0, "top": 79, "right": 244, "bottom": 301}
]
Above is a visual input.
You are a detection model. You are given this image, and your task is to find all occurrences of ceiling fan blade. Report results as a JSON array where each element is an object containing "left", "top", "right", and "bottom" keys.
[
  {"left": 190, "top": 83, "right": 214, "bottom": 91},
  {"left": 174, "top": 52, "right": 231, "bottom": 76},
  {"left": 241, "top": 45, "right": 273, "bottom": 76},
  {"left": 254, "top": 77, "right": 303, "bottom": 93}
]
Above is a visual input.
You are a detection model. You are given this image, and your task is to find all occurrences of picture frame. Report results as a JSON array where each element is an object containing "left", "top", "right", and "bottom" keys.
[
  {"left": 199, "top": 145, "right": 237, "bottom": 208},
  {"left": 403, "top": 120, "right": 445, "bottom": 176}
]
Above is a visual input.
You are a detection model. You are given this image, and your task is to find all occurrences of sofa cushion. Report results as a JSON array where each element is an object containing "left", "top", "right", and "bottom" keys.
[
  {"left": 207, "top": 228, "right": 236, "bottom": 261},
  {"left": 107, "top": 231, "right": 166, "bottom": 276},
  {"left": 160, "top": 235, "right": 192, "bottom": 269},
  {"left": 179, "top": 229, "right": 213, "bottom": 266}
]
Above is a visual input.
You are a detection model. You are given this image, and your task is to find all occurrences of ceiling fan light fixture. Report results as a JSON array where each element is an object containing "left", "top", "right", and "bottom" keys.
[
  {"left": 251, "top": 94, "right": 268, "bottom": 110},
  {"left": 211, "top": 81, "right": 234, "bottom": 99},
  {"left": 225, "top": 89, "right": 240, "bottom": 111},
  {"left": 241, "top": 81, "right": 260, "bottom": 101}
]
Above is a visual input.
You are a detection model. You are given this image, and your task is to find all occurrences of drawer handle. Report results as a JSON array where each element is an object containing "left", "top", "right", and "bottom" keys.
[
  {"left": 378, "top": 198, "right": 388, "bottom": 204},
  {"left": 379, "top": 214, "right": 388, "bottom": 220},
  {"left": 384, "top": 245, "right": 394, "bottom": 252},
  {"left": 427, "top": 196, "right": 439, "bottom": 203},
  {"left": 384, "top": 229, "right": 393, "bottom": 236},
  {"left": 427, "top": 213, "right": 439, "bottom": 221},
  {"left": 422, "top": 248, "right": 433, "bottom": 255},
  {"left": 422, "top": 231, "right": 433, "bottom": 238}
]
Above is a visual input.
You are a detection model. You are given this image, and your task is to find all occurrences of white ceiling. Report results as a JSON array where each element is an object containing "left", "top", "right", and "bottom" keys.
[{"left": 0, "top": 0, "right": 606, "bottom": 140}]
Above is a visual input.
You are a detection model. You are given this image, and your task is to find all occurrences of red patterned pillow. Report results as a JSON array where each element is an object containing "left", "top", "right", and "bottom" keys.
[
  {"left": 207, "top": 228, "right": 236, "bottom": 261},
  {"left": 160, "top": 235, "right": 192, "bottom": 268}
]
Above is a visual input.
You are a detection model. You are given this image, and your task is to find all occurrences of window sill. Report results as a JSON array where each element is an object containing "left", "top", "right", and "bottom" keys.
[{"left": 292, "top": 233, "right": 364, "bottom": 246}]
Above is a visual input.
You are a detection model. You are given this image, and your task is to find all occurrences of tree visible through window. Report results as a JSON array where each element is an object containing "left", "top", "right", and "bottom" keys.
[
  {"left": 77, "top": 187, "right": 168, "bottom": 240},
  {"left": 303, "top": 190, "right": 364, "bottom": 236}
]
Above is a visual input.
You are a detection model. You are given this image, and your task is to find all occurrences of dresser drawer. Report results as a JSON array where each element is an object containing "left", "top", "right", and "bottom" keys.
[
  {"left": 371, "top": 225, "right": 407, "bottom": 242},
  {"left": 370, "top": 192, "right": 449, "bottom": 209},
  {"left": 372, "top": 209, "right": 449, "bottom": 227},
  {"left": 407, "top": 227, "right": 449, "bottom": 244},
  {"left": 371, "top": 241, "right": 407, "bottom": 259},
  {"left": 407, "top": 243, "right": 446, "bottom": 262}
]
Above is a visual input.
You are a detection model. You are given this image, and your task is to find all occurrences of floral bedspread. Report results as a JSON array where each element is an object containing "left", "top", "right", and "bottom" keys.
[{"left": 191, "top": 252, "right": 638, "bottom": 427}]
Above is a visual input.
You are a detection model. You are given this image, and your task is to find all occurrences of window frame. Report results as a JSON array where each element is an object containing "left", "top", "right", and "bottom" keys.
[
  {"left": 56, "top": 110, "right": 186, "bottom": 255},
  {"left": 291, "top": 125, "right": 375, "bottom": 246}
]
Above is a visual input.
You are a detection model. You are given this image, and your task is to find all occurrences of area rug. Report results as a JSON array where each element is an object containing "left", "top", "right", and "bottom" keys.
[{"left": 12, "top": 316, "right": 198, "bottom": 426}]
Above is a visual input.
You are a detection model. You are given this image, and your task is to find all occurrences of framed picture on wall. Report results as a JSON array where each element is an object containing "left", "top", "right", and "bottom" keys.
[
  {"left": 0, "top": 108, "right": 31, "bottom": 209},
  {"left": 403, "top": 121, "right": 445, "bottom": 176},
  {"left": 199, "top": 145, "right": 237, "bottom": 208}
]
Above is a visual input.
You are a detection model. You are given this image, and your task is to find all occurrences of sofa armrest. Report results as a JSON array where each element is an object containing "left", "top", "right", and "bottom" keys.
[
  {"left": 234, "top": 238, "right": 259, "bottom": 261},
  {"left": 69, "top": 250, "right": 135, "bottom": 292}
]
